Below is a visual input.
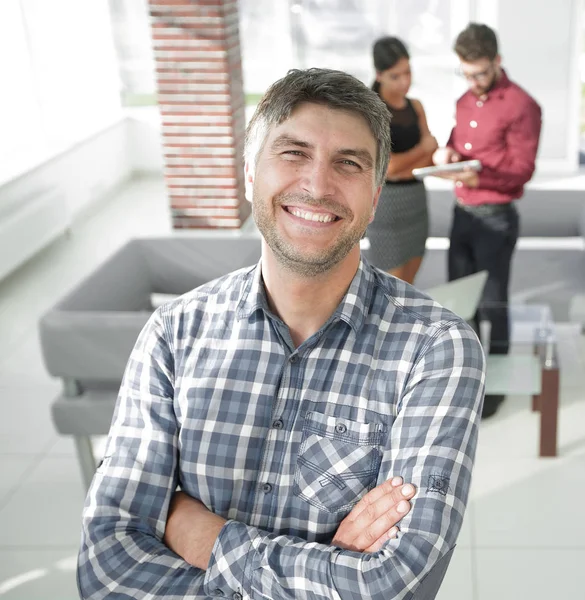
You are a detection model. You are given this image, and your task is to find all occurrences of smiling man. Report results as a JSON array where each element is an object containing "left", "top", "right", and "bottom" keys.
[{"left": 78, "top": 68, "right": 485, "bottom": 600}]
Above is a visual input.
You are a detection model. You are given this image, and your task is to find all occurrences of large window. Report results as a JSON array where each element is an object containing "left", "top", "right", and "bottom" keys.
[
  {"left": 241, "top": 0, "right": 471, "bottom": 143},
  {"left": 0, "top": 0, "right": 122, "bottom": 180}
]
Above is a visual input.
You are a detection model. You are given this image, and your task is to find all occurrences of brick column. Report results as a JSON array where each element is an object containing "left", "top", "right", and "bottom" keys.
[{"left": 148, "top": 0, "right": 250, "bottom": 228}]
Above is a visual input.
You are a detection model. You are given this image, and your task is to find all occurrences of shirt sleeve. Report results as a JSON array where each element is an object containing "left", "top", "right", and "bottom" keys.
[
  {"left": 77, "top": 307, "right": 207, "bottom": 599},
  {"left": 203, "top": 320, "right": 485, "bottom": 600},
  {"left": 477, "top": 100, "right": 542, "bottom": 193}
]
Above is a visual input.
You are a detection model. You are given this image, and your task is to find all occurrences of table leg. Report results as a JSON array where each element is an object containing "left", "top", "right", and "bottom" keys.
[
  {"left": 539, "top": 366, "right": 559, "bottom": 457},
  {"left": 532, "top": 345, "right": 540, "bottom": 411}
]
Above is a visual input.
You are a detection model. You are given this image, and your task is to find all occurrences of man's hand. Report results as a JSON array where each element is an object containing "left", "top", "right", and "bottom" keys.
[
  {"left": 433, "top": 147, "right": 461, "bottom": 165},
  {"left": 440, "top": 168, "right": 479, "bottom": 188},
  {"left": 164, "top": 491, "right": 226, "bottom": 570},
  {"left": 332, "top": 477, "right": 416, "bottom": 553}
]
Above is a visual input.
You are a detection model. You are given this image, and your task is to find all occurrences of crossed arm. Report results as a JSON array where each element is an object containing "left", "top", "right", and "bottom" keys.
[{"left": 164, "top": 476, "right": 416, "bottom": 570}]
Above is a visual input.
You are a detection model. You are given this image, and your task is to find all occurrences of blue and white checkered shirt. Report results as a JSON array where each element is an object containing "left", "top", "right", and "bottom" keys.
[{"left": 79, "top": 258, "right": 485, "bottom": 600}]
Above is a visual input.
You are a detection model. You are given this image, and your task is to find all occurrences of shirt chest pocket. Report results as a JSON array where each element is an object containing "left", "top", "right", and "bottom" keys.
[{"left": 293, "top": 411, "right": 385, "bottom": 514}]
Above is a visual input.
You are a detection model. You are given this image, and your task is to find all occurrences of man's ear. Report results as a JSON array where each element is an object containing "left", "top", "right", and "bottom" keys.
[
  {"left": 369, "top": 185, "right": 382, "bottom": 223},
  {"left": 244, "top": 161, "right": 254, "bottom": 203}
]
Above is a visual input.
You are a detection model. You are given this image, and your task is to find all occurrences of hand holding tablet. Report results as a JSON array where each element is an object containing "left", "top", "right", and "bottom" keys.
[{"left": 412, "top": 159, "right": 482, "bottom": 180}]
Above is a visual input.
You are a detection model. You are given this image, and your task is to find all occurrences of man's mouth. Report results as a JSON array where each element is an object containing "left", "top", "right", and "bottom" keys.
[{"left": 284, "top": 206, "right": 340, "bottom": 223}]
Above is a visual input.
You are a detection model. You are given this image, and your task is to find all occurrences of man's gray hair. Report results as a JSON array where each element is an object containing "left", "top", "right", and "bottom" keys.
[{"left": 244, "top": 68, "right": 391, "bottom": 188}]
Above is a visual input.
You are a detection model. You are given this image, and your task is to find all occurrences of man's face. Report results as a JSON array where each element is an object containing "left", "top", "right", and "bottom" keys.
[
  {"left": 248, "top": 102, "right": 381, "bottom": 277},
  {"left": 459, "top": 56, "right": 500, "bottom": 96}
]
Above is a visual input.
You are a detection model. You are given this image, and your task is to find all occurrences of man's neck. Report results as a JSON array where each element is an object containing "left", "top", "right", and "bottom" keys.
[{"left": 261, "top": 247, "right": 360, "bottom": 348}]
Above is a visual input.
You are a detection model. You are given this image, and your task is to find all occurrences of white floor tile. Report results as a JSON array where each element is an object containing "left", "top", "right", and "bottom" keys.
[
  {"left": 471, "top": 454, "right": 585, "bottom": 549},
  {"left": 475, "top": 549, "right": 585, "bottom": 600},
  {"left": 476, "top": 388, "right": 585, "bottom": 460},
  {"left": 0, "top": 548, "right": 79, "bottom": 600},
  {"left": 0, "top": 455, "right": 38, "bottom": 507},
  {"left": 0, "top": 386, "right": 62, "bottom": 455},
  {"left": 0, "top": 334, "right": 57, "bottom": 387},
  {"left": 0, "top": 457, "right": 86, "bottom": 547},
  {"left": 456, "top": 500, "right": 474, "bottom": 548},
  {"left": 475, "top": 394, "right": 545, "bottom": 459},
  {"left": 435, "top": 546, "right": 475, "bottom": 600}
]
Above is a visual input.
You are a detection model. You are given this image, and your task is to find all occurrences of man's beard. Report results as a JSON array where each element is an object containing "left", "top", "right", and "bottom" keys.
[
  {"left": 473, "top": 72, "right": 498, "bottom": 96},
  {"left": 253, "top": 191, "right": 371, "bottom": 277}
]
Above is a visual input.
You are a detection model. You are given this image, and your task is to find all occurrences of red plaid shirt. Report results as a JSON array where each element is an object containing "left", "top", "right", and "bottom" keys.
[{"left": 447, "top": 69, "right": 542, "bottom": 206}]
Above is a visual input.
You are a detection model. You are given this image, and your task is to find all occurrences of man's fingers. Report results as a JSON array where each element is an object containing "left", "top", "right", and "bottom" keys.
[
  {"left": 344, "top": 484, "right": 416, "bottom": 549},
  {"left": 364, "top": 526, "right": 399, "bottom": 553},
  {"left": 346, "top": 476, "right": 404, "bottom": 521}
]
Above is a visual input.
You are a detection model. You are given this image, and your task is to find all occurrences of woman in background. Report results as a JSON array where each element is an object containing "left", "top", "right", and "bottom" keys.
[{"left": 367, "top": 37, "right": 437, "bottom": 284}]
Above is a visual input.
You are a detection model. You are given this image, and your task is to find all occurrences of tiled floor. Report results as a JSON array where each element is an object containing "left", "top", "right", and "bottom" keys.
[{"left": 0, "top": 175, "right": 584, "bottom": 599}]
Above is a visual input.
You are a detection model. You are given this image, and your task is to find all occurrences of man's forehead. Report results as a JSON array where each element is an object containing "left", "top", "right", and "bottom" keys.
[{"left": 267, "top": 103, "right": 376, "bottom": 146}]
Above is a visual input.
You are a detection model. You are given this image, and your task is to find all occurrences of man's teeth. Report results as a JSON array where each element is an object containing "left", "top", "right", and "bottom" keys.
[{"left": 288, "top": 208, "right": 336, "bottom": 223}]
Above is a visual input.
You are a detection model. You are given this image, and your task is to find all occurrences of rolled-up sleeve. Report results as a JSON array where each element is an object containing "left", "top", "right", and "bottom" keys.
[
  {"left": 203, "top": 320, "right": 485, "bottom": 600},
  {"left": 77, "top": 308, "right": 206, "bottom": 599}
]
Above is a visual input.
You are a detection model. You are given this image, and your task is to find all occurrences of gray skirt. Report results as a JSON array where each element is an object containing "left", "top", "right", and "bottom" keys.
[{"left": 366, "top": 180, "right": 428, "bottom": 271}]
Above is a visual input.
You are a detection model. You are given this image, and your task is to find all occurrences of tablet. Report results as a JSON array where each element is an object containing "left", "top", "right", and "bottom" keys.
[{"left": 412, "top": 159, "right": 482, "bottom": 180}]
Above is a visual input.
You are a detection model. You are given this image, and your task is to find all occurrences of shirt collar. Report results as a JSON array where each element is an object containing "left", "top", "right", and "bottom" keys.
[
  {"left": 236, "top": 257, "right": 375, "bottom": 335},
  {"left": 490, "top": 67, "right": 511, "bottom": 96},
  {"left": 465, "top": 67, "right": 511, "bottom": 103}
]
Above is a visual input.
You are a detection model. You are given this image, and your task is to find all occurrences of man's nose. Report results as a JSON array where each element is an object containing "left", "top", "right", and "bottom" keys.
[{"left": 302, "top": 161, "right": 335, "bottom": 200}]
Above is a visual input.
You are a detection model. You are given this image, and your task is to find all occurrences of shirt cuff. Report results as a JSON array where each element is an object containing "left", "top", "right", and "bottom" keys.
[{"left": 203, "top": 520, "right": 257, "bottom": 599}]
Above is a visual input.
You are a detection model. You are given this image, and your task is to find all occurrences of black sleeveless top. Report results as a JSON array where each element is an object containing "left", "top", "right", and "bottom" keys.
[{"left": 386, "top": 98, "right": 421, "bottom": 153}]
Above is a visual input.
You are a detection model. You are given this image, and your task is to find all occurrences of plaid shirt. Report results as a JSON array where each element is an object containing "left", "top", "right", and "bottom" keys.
[{"left": 79, "top": 259, "right": 485, "bottom": 600}]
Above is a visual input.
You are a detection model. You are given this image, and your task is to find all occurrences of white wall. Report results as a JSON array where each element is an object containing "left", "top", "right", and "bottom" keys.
[
  {"left": 0, "top": 0, "right": 124, "bottom": 182},
  {"left": 0, "top": 119, "right": 133, "bottom": 281},
  {"left": 475, "top": 0, "right": 582, "bottom": 171}
]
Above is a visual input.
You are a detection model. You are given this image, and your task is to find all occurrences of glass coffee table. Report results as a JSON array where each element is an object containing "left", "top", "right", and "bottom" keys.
[{"left": 481, "top": 304, "right": 559, "bottom": 457}]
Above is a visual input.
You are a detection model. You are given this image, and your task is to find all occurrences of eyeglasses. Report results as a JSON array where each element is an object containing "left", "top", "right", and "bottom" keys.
[{"left": 455, "top": 64, "right": 494, "bottom": 82}]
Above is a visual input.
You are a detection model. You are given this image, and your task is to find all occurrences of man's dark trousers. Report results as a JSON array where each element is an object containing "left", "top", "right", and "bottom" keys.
[{"left": 448, "top": 202, "right": 519, "bottom": 413}]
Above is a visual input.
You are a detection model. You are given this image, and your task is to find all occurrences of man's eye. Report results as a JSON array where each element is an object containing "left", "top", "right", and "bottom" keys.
[
  {"left": 341, "top": 159, "right": 360, "bottom": 168},
  {"left": 283, "top": 150, "right": 304, "bottom": 156}
]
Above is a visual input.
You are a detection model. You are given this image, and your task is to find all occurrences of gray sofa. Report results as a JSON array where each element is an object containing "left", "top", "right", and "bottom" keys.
[
  {"left": 39, "top": 236, "right": 262, "bottom": 488},
  {"left": 418, "top": 187, "right": 585, "bottom": 322}
]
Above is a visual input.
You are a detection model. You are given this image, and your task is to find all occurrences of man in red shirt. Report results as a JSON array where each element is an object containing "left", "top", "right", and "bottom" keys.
[{"left": 434, "top": 23, "right": 542, "bottom": 418}]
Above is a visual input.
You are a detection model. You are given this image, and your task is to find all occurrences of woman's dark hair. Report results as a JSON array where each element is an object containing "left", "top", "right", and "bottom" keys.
[
  {"left": 454, "top": 23, "right": 499, "bottom": 61},
  {"left": 371, "top": 36, "right": 410, "bottom": 94}
]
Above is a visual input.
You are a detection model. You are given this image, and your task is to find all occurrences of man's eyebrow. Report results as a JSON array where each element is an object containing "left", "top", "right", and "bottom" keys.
[{"left": 270, "top": 135, "right": 313, "bottom": 150}]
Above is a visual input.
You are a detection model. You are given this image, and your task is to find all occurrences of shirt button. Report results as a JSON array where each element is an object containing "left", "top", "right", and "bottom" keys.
[
  {"left": 456, "top": 181, "right": 463, "bottom": 188},
  {"left": 232, "top": 594, "right": 243, "bottom": 600},
  {"left": 272, "top": 419, "right": 284, "bottom": 430},
  {"left": 464, "top": 142, "right": 472, "bottom": 150},
  {"left": 476, "top": 100, "right": 483, "bottom": 107},
  {"left": 263, "top": 483, "right": 272, "bottom": 493},
  {"left": 470, "top": 120, "right": 477, "bottom": 128},
  {"left": 335, "top": 422, "right": 347, "bottom": 434},
  {"left": 289, "top": 354, "right": 298, "bottom": 363}
]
